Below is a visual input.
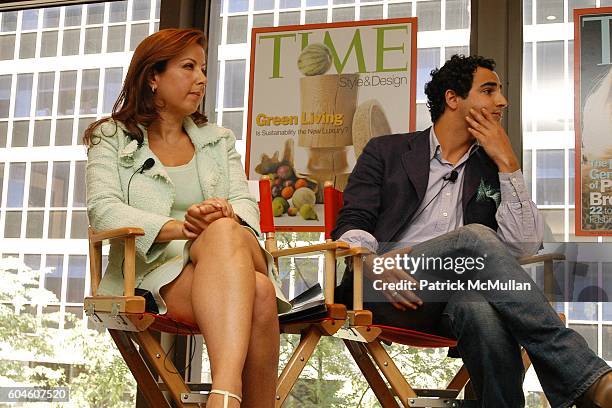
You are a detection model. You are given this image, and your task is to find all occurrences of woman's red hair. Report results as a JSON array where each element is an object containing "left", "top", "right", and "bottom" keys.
[{"left": 83, "top": 28, "right": 208, "bottom": 146}]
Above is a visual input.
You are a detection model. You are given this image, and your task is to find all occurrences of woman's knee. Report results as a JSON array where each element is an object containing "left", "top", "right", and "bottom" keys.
[
  {"left": 252, "top": 274, "right": 278, "bottom": 327},
  {"left": 190, "top": 217, "right": 244, "bottom": 260}
]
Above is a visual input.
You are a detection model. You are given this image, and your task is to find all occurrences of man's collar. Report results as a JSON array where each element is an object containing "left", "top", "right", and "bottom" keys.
[{"left": 429, "top": 126, "right": 479, "bottom": 162}]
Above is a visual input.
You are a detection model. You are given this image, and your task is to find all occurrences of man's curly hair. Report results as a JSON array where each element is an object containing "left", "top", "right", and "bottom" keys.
[{"left": 424, "top": 55, "right": 496, "bottom": 123}]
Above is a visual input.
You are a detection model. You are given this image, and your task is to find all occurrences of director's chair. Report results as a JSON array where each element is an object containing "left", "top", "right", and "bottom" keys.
[
  {"left": 83, "top": 177, "right": 368, "bottom": 407},
  {"left": 321, "top": 182, "right": 566, "bottom": 408}
]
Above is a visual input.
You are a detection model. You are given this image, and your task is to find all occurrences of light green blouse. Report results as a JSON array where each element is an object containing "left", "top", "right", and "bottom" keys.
[{"left": 164, "top": 155, "right": 204, "bottom": 258}]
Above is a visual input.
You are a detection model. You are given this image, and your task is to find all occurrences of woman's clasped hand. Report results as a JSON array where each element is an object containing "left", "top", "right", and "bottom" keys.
[{"left": 183, "top": 198, "right": 237, "bottom": 239}]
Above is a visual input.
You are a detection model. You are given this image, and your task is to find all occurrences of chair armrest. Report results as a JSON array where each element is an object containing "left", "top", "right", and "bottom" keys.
[
  {"left": 88, "top": 226, "right": 144, "bottom": 297},
  {"left": 518, "top": 253, "right": 565, "bottom": 265},
  {"left": 270, "top": 241, "right": 350, "bottom": 258},
  {"left": 89, "top": 227, "right": 145, "bottom": 244},
  {"left": 518, "top": 252, "right": 566, "bottom": 302},
  {"left": 336, "top": 247, "right": 372, "bottom": 258}
]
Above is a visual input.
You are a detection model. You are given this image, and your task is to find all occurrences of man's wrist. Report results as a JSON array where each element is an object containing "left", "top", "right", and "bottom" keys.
[{"left": 496, "top": 157, "right": 520, "bottom": 173}]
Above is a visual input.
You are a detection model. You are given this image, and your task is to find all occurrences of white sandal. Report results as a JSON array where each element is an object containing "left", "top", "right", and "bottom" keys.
[{"left": 209, "top": 389, "right": 242, "bottom": 407}]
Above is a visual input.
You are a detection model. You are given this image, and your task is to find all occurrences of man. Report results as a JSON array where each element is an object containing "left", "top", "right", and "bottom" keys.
[{"left": 333, "top": 55, "right": 611, "bottom": 407}]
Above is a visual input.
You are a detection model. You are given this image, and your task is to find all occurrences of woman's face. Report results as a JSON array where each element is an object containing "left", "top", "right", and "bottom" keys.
[{"left": 150, "top": 43, "right": 207, "bottom": 118}]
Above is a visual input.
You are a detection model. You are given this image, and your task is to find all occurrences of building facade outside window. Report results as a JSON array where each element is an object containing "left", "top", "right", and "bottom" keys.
[{"left": 0, "top": 0, "right": 160, "bottom": 389}]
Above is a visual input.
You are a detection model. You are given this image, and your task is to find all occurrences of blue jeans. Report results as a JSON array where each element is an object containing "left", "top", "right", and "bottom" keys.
[{"left": 337, "top": 224, "right": 611, "bottom": 407}]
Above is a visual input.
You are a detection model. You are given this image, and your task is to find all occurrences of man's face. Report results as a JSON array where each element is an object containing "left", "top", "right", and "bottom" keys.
[{"left": 457, "top": 67, "right": 508, "bottom": 123}]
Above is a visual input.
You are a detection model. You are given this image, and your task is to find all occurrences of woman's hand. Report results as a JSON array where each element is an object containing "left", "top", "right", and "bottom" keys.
[
  {"left": 183, "top": 198, "right": 237, "bottom": 238},
  {"left": 198, "top": 198, "right": 235, "bottom": 220}
]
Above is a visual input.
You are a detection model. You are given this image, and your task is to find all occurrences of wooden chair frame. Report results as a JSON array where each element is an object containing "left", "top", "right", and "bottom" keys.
[
  {"left": 84, "top": 179, "right": 370, "bottom": 407},
  {"left": 84, "top": 178, "right": 566, "bottom": 408}
]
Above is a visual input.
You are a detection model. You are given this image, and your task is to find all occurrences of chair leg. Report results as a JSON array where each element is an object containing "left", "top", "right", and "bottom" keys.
[
  {"left": 522, "top": 348, "right": 532, "bottom": 371},
  {"left": 365, "top": 341, "right": 417, "bottom": 407},
  {"left": 344, "top": 340, "right": 400, "bottom": 408},
  {"left": 276, "top": 326, "right": 322, "bottom": 407},
  {"left": 446, "top": 364, "right": 470, "bottom": 392},
  {"left": 108, "top": 329, "right": 171, "bottom": 408},
  {"left": 133, "top": 329, "right": 192, "bottom": 407}
]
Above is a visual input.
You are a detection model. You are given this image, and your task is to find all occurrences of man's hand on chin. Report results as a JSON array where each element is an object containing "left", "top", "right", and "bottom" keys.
[{"left": 465, "top": 107, "right": 520, "bottom": 173}]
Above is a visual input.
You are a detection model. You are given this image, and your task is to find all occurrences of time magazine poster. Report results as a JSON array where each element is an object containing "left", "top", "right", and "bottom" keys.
[{"left": 246, "top": 18, "right": 417, "bottom": 231}]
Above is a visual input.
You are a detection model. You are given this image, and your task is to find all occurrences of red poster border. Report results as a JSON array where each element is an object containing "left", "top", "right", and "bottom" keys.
[
  {"left": 244, "top": 18, "right": 418, "bottom": 232},
  {"left": 574, "top": 7, "right": 612, "bottom": 236}
]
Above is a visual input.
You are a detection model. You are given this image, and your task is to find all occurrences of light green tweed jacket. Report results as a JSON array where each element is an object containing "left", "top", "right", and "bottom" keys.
[{"left": 86, "top": 117, "right": 261, "bottom": 297}]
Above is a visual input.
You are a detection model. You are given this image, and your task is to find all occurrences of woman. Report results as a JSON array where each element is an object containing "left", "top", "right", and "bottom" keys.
[{"left": 85, "top": 29, "right": 289, "bottom": 408}]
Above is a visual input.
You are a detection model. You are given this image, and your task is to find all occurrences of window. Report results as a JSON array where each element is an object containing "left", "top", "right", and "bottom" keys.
[
  {"left": 223, "top": 60, "right": 246, "bottom": 109},
  {"left": 0, "top": 75, "right": 10, "bottom": 117},
  {"left": 446, "top": 0, "right": 470, "bottom": 30},
  {"left": 57, "top": 71, "right": 77, "bottom": 115},
  {"left": 132, "top": 0, "right": 151, "bottom": 20},
  {"left": 1, "top": 11, "right": 17, "bottom": 31},
  {"left": 80, "top": 69, "right": 100, "bottom": 114},
  {"left": 40, "top": 31, "right": 58, "bottom": 57},
  {"left": 536, "top": 0, "right": 563, "bottom": 24},
  {"left": 44, "top": 254, "right": 63, "bottom": 299},
  {"left": 109, "top": 1, "right": 128, "bottom": 23},
  {"left": 227, "top": 16, "right": 248, "bottom": 43},
  {"left": 70, "top": 211, "right": 88, "bottom": 239},
  {"left": 48, "top": 210, "right": 67, "bottom": 238},
  {"left": 416, "top": 0, "right": 441, "bottom": 31},
  {"left": 21, "top": 10, "right": 39, "bottom": 30},
  {"left": 64, "top": 5, "right": 82, "bottom": 26},
  {"left": 43, "top": 7, "right": 60, "bottom": 28},
  {"left": 0, "top": 163, "right": 4, "bottom": 203},
  {"left": 4, "top": 211, "right": 22, "bottom": 238},
  {"left": 11, "top": 121, "right": 29, "bottom": 147},
  {"left": 55, "top": 118, "right": 74, "bottom": 146},
  {"left": 50, "top": 161, "right": 70, "bottom": 207},
  {"left": 107, "top": 25, "right": 126, "bottom": 52},
  {"left": 86, "top": 4, "right": 105, "bottom": 25},
  {"left": 19, "top": 32, "right": 36, "bottom": 59},
  {"left": 14, "top": 74, "right": 33, "bottom": 117},
  {"left": 7, "top": 162, "right": 26, "bottom": 207},
  {"left": 536, "top": 150, "right": 564, "bottom": 205},
  {"left": 33, "top": 120, "right": 51, "bottom": 146},
  {"left": 26, "top": 211, "right": 44, "bottom": 238},
  {"left": 67, "top": 255, "right": 86, "bottom": 302},
  {"left": 85, "top": 27, "right": 103, "bottom": 54},
  {"left": 0, "top": 122, "right": 6, "bottom": 147},
  {"left": 417, "top": 48, "right": 440, "bottom": 101},
  {"left": 72, "top": 161, "right": 86, "bottom": 207},
  {"left": 36, "top": 72, "right": 55, "bottom": 117},
  {"left": 103, "top": 67, "right": 123, "bottom": 113},
  {"left": 130, "top": 23, "right": 149, "bottom": 50},
  {"left": 0, "top": 35, "right": 15, "bottom": 60}
]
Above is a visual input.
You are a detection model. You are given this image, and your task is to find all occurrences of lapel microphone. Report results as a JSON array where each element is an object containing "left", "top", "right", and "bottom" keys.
[
  {"left": 140, "top": 158, "right": 155, "bottom": 173},
  {"left": 443, "top": 170, "right": 459, "bottom": 183},
  {"left": 127, "top": 158, "right": 156, "bottom": 205}
]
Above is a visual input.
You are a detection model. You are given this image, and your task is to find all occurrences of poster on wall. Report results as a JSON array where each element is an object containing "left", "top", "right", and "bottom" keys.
[
  {"left": 575, "top": 7, "right": 612, "bottom": 235},
  {"left": 245, "top": 18, "right": 417, "bottom": 231}
]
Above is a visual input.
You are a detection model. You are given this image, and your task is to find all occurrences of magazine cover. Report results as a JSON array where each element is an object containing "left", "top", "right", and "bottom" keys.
[
  {"left": 574, "top": 7, "right": 612, "bottom": 235},
  {"left": 246, "top": 18, "right": 417, "bottom": 231}
]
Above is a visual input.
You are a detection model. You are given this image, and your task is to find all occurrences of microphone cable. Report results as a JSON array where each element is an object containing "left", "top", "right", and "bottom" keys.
[
  {"left": 410, "top": 170, "right": 459, "bottom": 222},
  {"left": 127, "top": 158, "right": 155, "bottom": 205}
]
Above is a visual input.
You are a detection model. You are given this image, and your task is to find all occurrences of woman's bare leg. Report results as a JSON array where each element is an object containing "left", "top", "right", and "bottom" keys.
[
  {"left": 161, "top": 219, "right": 280, "bottom": 407},
  {"left": 163, "top": 218, "right": 254, "bottom": 407},
  {"left": 240, "top": 230, "right": 280, "bottom": 408}
]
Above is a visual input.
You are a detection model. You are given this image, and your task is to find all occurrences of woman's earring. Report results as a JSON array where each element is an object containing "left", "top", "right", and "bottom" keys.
[{"left": 151, "top": 85, "right": 156, "bottom": 93}]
